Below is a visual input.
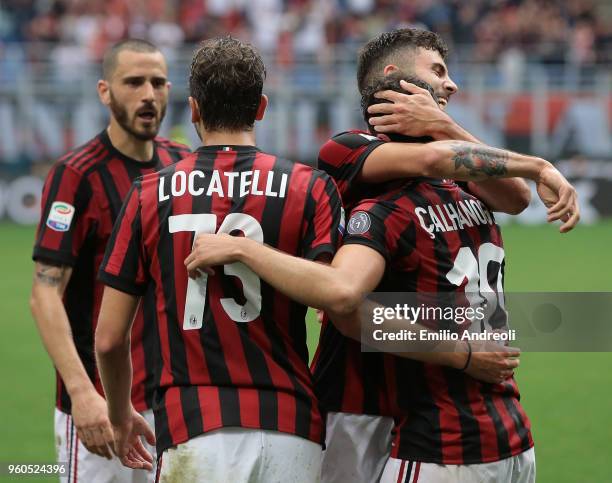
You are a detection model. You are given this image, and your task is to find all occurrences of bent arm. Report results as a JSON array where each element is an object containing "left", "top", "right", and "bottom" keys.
[
  {"left": 30, "top": 261, "right": 96, "bottom": 399},
  {"left": 360, "top": 140, "right": 547, "bottom": 185},
  {"left": 185, "top": 236, "right": 469, "bottom": 368},
  {"left": 95, "top": 287, "right": 140, "bottom": 425},
  {"left": 431, "top": 120, "right": 531, "bottom": 214}
]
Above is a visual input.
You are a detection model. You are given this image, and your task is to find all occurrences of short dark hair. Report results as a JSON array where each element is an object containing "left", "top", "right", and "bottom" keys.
[
  {"left": 102, "top": 39, "right": 160, "bottom": 79},
  {"left": 357, "top": 28, "right": 448, "bottom": 95},
  {"left": 189, "top": 37, "right": 266, "bottom": 133},
  {"left": 361, "top": 72, "right": 437, "bottom": 142}
]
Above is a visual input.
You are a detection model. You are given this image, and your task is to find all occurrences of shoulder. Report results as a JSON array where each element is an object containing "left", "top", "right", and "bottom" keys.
[
  {"left": 154, "top": 137, "right": 192, "bottom": 156},
  {"left": 55, "top": 136, "right": 108, "bottom": 175}
]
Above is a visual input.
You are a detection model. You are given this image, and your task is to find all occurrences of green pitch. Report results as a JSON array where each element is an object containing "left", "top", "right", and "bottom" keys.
[{"left": 1, "top": 221, "right": 610, "bottom": 482}]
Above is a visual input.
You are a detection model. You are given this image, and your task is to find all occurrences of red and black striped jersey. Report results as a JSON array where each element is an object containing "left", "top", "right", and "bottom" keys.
[
  {"left": 343, "top": 179, "right": 533, "bottom": 465},
  {"left": 317, "top": 130, "right": 386, "bottom": 208},
  {"left": 99, "top": 145, "right": 342, "bottom": 456},
  {"left": 32, "top": 129, "right": 190, "bottom": 414},
  {"left": 312, "top": 130, "right": 394, "bottom": 416}
]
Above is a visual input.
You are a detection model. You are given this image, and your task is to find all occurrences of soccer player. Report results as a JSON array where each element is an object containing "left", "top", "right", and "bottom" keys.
[
  {"left": 312, "top": 28, "right": 576, "bottom": 482},
  {"left": 95, "top": 37, "right": 341, "bottom": 482},
  {"left": 183, "top": 76, "right": 578, "bottom": 483},
  {"left": 30, "top": 39, "right": 190, "bottom": 482}
]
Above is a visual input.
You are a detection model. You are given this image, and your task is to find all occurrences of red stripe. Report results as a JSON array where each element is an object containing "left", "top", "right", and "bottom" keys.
[
  {"left": 73, "top": 430, "right": 78, "bottom": 483},
  {"left": 198, "top": 386, "right": 222, "bottom": 432},
  {"left": 396, "top": 460, "right": 406, "bottom": 483},
  {"left": 412, "top": 462, "right": 421, "bottom": 482},
  {"left": 72, "top": 140, "right": 106, "bottom": 171}
]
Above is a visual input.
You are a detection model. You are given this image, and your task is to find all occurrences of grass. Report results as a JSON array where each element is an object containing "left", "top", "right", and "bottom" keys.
[{"left": 1, "top": 221, "right": 610, "bottom": 482}]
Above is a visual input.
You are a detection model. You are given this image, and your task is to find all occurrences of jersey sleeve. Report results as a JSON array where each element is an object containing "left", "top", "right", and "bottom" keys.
[
  {"left": 342, "top": 199, "right": 412, "bottom": 262},
  {"left": 300, "top": 171, "right": 343, "bottom": 261},
  {"left": 98, "top": 181, "right": 148, "bottom": 296},
  {"left": 317, "top": 131, "right": 385, "bottom": 203},
  {"left": 32, "top": 163, "right": 94, "bottom": 266}
]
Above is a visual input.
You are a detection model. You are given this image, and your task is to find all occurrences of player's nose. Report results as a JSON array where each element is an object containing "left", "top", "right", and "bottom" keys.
[
  {"left": 141, "top": 81, "right": 155, "bottom": 102},
  {"left": 444, "top": 76, "right": 458, "bottom": 96}
]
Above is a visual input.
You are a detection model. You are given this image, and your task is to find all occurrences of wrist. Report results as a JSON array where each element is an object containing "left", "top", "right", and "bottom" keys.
[
  {"left": 66, "top": 380, "right": 97, "bottom": 401},
  {"left": 526, "top": 157, "right": 550, "bottom": 181},
  {"left": 429, "top": 114, "right": 460, "bottom": 141},
  {"left": 447, "top": 341, "right": 470, "bottom": 370},
  {"left": 232, "top": 236, "right": 255, "bottom": 263},
  {"left": 109, "top": 402, "right": 133, "bottom": 426}
]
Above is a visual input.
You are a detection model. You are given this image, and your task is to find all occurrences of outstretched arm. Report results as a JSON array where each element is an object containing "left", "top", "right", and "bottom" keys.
[{"left": 365, "top": 80, "right": 531, "bottom": 214}]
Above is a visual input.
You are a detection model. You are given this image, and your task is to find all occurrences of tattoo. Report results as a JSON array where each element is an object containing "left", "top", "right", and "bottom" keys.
[
  {"left": 35, "top": 264, "right": 66, "bottom": 287},
  {"left": 452, "top": 144, "right": 508, "bottom": 177}
]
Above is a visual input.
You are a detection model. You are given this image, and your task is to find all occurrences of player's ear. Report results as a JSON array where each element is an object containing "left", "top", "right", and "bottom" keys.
[
  {"left": 189, "top": 97, "right": 201, "bottom": 123},
  {"left": 255, "top": 95, "right": 268, "bottom": 121},
  {"left": 383, "top": 64, "right": 399, "bottom": 76},
  {"left": 97, "top": 80, "right": 110, "bottom": 106}
]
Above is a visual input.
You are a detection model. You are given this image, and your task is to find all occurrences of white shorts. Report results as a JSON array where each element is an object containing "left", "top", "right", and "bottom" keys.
[
  {"left": 55, "top": 408, "right": 157, "bottom": 483},
  {"left": 321, "top": 412, "right": 394, "bottom": 483},
  {"left": 380, "top": 447, "right": 536, "bottom": 483},
  {"left": 157, "top": 427, "right": 322, "bottom": 483}
]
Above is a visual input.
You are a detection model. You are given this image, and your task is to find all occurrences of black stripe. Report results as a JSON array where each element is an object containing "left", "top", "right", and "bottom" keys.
[
  {"left": 180, "top": 386, "right": 204, "bottom": 440},
  {"left": 502, "top": 390, "right": 533, "bottom": 453},
  {"left": 405, "top": 461, "right": 414, "bottom": 483},
  {"left": 153, "top": 389, "right": 172, "bottom": 456},
  {"left": 312, "top": 322, "right": 348, "bottom": 412},
  {"left": 97, "top": 156, "right": 124, "bottom": 222}
]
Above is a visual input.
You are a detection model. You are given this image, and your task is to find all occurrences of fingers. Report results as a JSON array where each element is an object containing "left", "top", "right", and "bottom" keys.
[
  {"left": 140, "top": 420, "right": 156, "bottom": 446},
  {"left": 399, "top": 80, "right": 430, "bottom": 95},
  {"left": 120, "top": 446, "right": 153, "bottom": 471},
  {"left": 367, "top": 103, "right": 397, "bottom": 115},
  {"left": 504, "top": 346, "right": 521, "bottom": 358},
  {"left": 368, "top": 114, "right": 397, "bottom": 127},
  {"left": 560, "top": 205, "right": 580, "bottom": 233},
  {"left": 371, "top": 123, "right": 404, "bottom": 134},
  {"left": 133, "top": 438, "right": 154, "bottom": 464},
  {"left": 546, "top": 185, "right": 573, "bottom": 219},
  {"left": 79, "top": 428, "right": 112, "bottom": 459},
  {"left": 373, "top": 89, "right": 408, "bottom": 103}
]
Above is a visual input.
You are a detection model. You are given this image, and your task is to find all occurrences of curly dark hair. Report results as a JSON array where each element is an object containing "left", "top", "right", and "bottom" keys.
[
  {"left": 361, "top": 72, "right": 437, "bottom": 142},
  {"left": 189, "top": 37, "right": 266, "bottom": 132},
  {"left": 357, "top": 28, "right": 448, "bottom": 95}
]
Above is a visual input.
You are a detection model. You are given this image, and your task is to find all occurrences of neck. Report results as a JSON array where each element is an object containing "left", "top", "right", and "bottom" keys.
[
  {"left": 200, "top": 127, "right": 256, "bottom": 147},
  {"left": 107, "top": 119, "right": 155, "bottom": 162}
]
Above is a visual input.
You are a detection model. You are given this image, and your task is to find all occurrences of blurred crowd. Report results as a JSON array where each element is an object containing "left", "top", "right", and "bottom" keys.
[{"left": 0, "top": 0, "right": 610, "bottom": 67}]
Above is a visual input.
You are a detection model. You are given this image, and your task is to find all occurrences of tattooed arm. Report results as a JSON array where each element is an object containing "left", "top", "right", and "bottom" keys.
[
  {"left": 30, "top": 261, "right": 114, "bottom": 458},
  {"left": 361, "top": 140, "right": 579, "bottom": 232}
]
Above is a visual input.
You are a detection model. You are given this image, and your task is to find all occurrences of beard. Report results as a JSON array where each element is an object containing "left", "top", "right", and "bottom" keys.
[{"left": 109, "top": 91, "right": 166, "bottom": 141}]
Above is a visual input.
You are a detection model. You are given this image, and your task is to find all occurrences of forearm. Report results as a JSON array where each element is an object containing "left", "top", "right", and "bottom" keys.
[
  {"left": 96, "top": 339, "right": 133, "bottom": 424},
  {"left": 236, "top": 239, "right": 354, "bottom": 313},
  {"left": 30, "top": 263, "right": 96, "bottom": 398},
  {"left": 427, "top": 141, "right": 548, "bottom": 182},
  {"left": 31, "top": 291, "right": 96, "bottom": 395},
  {"left": 328, "top": 304, "right": 467, "bottom": 369}
]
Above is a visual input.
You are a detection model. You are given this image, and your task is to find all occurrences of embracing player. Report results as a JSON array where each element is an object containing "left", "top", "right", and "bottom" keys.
[
  {"left": 95, "top": 37, "right": 342, "bottom": 482},
  {"left": 30, "top": 39, "right": 190, "bottom": 482},
  {"left": 184, "top": 30, "right": 579, "bottom": 483}
]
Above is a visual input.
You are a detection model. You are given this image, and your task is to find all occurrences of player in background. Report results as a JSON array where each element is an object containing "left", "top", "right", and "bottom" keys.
[
  {"left": 183, "top": 74, "right": 578, "bottom": 483},
  {"left": 95, "top": 37, "right": 341, "bottom": 482},
  {"left": 30, "top": 39, "right": 190, "bottom": 483}
]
